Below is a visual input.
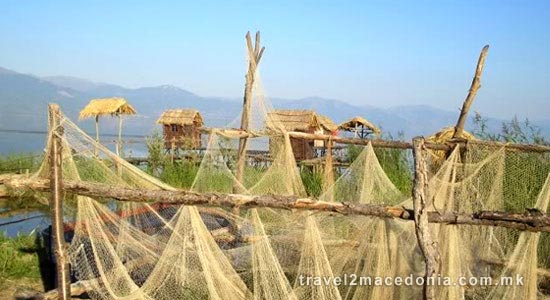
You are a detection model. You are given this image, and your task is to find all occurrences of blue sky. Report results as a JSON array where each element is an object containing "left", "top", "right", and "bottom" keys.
[{"left": 1, "top": 0, "right": 549, "bottom": 119}]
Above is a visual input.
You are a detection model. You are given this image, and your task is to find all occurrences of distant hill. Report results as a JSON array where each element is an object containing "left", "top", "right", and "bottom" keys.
[{"left": 0, "top": 66, "right": 548, "bottom": 153}]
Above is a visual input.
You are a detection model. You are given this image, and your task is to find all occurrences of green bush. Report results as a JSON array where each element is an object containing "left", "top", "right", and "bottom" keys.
[{"left": 146, "top": 131, "right": 169, "bottom": 177}]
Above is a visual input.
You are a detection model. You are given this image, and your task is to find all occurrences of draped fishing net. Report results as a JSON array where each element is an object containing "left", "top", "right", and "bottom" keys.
[
  {"left": 26, "top": 60, "right": 550, "bottom": 300},
  {"left": 30, "top": 108, "right": 550, "bottom": 300}
]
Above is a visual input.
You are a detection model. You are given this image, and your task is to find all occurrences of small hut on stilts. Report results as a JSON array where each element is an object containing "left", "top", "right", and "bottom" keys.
[
  {"left": 79, "top": 97, "right": 137, "bottom": 156},
  {"left": 156, "top": 109, "right": 204, "bottom": 160},
  {"left": 338, "top": 116, "right": 381, "bottom": 139}
]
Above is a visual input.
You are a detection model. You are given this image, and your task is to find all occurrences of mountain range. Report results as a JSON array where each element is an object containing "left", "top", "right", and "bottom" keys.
[{"left": 0, "top": 66, "right": 548, "bottom": 153}]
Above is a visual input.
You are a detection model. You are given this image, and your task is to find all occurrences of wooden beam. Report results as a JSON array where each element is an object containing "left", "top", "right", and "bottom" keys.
[
  {"left": 203, "top": 129, "right": 550, "bottom": 153},
  {"left": 288, "top": 131, "right": 426, "bottom": 149},
  {"left": 47, "top": 104, "right": 71, "bottom": 300},
  {"left": 6, "top": 177, "right": 550, "bottom": 233},
  {"left": 412, "top": 137, "right": 440, "bottom": 300},
  {"left": 454, "top": 45, "right": 490, "bottom": 138}
]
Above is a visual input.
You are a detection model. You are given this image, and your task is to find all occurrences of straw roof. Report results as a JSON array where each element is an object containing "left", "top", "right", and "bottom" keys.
[
  {"left": 266, "top": 110, "right": 320, "bottom": 131},
  {"left": 426, "top": 126, "right": 477, "bottom": 144},
  {"left": 79, "top": 97, "right": 137, "bottom": 120},
  {"left": 317, "top": 115, "right": 339, "bottom": 132},
  {"left": 156, "top": 109, "right": 203, "bottom": 126},
  {"left": 339, "top": 116, "right": 381, "bottom": 134}
]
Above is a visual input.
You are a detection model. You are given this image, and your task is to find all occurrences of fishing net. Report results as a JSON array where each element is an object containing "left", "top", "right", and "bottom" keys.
[{"left": 24, "top": 57, "right": 550, "bottom": 300}]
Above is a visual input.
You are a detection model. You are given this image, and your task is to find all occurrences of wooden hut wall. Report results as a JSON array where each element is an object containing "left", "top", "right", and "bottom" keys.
[{"left": 163, "top": 124, "right": 201, "bottom": 149}]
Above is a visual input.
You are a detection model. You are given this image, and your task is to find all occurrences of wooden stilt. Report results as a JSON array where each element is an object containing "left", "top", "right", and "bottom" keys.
[
  {"left": 412, "top": 137, "right": 440, "bottom": 300},
  {"left": 94, "top": 115, "right": 99, "bottom": 156},
  {"left": 171, "top": 138, "right": 175, "bottom": 163},
  {"left": 117, "top": 112, "right": 123, "bottom": 156},
  {"left": 48, "top": 104, "right": 71, "bottom": 300}
]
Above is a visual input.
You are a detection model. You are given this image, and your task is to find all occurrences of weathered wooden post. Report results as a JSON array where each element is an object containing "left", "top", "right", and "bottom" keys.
[
  {"left": 453, "top": 45, "right": 489, "bottom": 139},
  {"left": 322, "top": 137, "right": 334, "bottom": 199},
  {"left": 234, "top": 31, "right": 265, "bottom": 193},
  {"left": 171, "top": 137, "right": 176, "bottom": 163},
  {"left": 48, "top": 104, "right": 71, "bottom": 300},
  {"left": 412, "top": 137, "right": 440, "bottom": 300}
]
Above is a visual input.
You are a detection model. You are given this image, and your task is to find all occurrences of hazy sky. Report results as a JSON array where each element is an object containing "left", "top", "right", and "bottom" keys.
[{"left": 1, "top": 0, "right": 549, "bottom": 119}]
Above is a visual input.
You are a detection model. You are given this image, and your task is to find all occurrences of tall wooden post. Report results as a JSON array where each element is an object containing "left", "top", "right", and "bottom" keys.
[
  {"left": 453, "top": 45, "right": 489, "bottom": 139},
  {"left": 48, "top": 104, "right": 71, "bottom": 300},
  {"left": 412, "top": 137, "right": 440, "bottom": 300},
  {"left": 234, "top": 31, "right": 265, "bottom": 193}
]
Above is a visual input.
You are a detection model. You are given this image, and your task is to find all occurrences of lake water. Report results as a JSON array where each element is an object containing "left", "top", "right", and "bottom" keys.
[
  {"left": 0, "top": 208, "right": 49, "bottom": 237},
  {"left": 0, "top": 131, "right": 149, "bottom": 157},
  {"left": 0, "top": 131, "right": 148, "bottom": 238}
]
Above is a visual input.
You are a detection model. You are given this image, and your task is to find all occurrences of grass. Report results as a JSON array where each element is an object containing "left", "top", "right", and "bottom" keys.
[
  {"left": 0, "top": 231, "right": 41, "bottom": 286},
  {"left": 346, "top": 143, "right": 413, "bottom": 195},
  {"left": 300, "top": 167, "right": 324, "bottom": 198},
  {"left": 374, "top": 147, "right": 413, "bottom": 195},
  {"left": 145, "top": 129, "right": 414, "bottom": 198},
  {"left": 0, "top": 153, "right": 41, "bottom": 175},
  {"left": 160, "top": 160, "right": 199, "bottom": 188}
]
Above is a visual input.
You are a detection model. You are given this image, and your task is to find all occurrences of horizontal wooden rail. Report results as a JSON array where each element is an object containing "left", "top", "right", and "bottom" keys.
[
  {"left": 5, "top": 177, "right": 550, "bottom": 233},
  {"left": 287, "top": 132, "right": 550, "bottom": 153},
  {"left": 200, "top": 128, "right": 550, "bottom": 153}
]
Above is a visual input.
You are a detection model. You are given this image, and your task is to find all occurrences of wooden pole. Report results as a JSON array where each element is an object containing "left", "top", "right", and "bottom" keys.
[
  {"left": 94, "top": 115, "right": 99, "bottom": 156},
  {"left": 292, "top": 131, "right": 550, "bottom": 153},
  {"left": 48, "top": 104, "right": 71, "bottom": 300},
  {"left": 322, "top": 137, "right": 334, "bottom": 197},
  {"left": 117, "top": 112, "right": 123, "bottom": 157},
  {"left": 453, "top": 45, "right": 490, "bottom": 138},
  {"left": 234, "top": 31, "right": 265, "bottom": 193},
  {"left": 8, "top": 177, "right": 550, "bottom": 233},
  {"left": 412, "top": 137, "right": 440, "bottom": 300},
  {"left": 200, "top": 127, "right": 550, "bottom": 153}
]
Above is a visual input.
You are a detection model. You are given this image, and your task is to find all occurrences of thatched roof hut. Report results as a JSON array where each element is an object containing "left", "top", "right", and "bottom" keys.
[
  {"left": 156, "top": 109, "right": 203, "bottom": 126},
  {"left": 79, "top": 97, "right": 136, "bottom": 120},
  {"left": 266, "top": 110, "right": 338, "bottom": 132},
  {"left": 266, "top": 110, "right": 338, "bottom": 160},
  {"left": 266, "top": 110, "right": 319, "bottom": 132},
  {"left": 426, "top": 126, "right": 476, "bottom": 144},
  {"left": 339, "top": 116, "right": 380, "bottom": 134},
  {"left": 157, "top": 109, "right": 204, "bottom": 150},
  {"left": 426, "top": 127, "right": 477, "bottom": 169},
  {"left": 338, "top": 116, "right": 380, "bottom": 139},
  {"left": 79, "top": 97, "right": 137, "bottom": 156},
  {"left": 317, "top": 115, "right": 339, "bottom": 132}
]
